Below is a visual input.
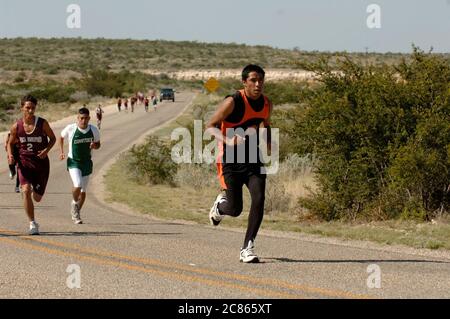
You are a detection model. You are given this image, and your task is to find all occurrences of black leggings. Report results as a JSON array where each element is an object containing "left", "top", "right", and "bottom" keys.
[
  {"left": 8, "top": 163, "right": 16, "bottom": 176},
  {"left": 9, "top": 164, "right": 19, "bottom": 188},
  {"left": 218, "top": 172, "right": 266, "bottom": 248}
]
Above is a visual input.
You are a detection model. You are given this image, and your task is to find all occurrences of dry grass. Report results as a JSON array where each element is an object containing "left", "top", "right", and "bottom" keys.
[
  {"left": 265, "top": 153, "right": 317, "bottom": 215},
  {"left": 105, "top": 156, "right": 450, "bottom": 250}
]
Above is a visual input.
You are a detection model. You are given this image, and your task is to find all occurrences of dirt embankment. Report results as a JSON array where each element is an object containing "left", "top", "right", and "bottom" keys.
[{"left": 142, "top": 69, "right": 316, "bottom": 81}]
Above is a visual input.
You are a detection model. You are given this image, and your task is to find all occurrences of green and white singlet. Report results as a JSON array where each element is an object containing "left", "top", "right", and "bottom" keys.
[{"left": 61, "top": 124, "right": 100, "bottom": 176}]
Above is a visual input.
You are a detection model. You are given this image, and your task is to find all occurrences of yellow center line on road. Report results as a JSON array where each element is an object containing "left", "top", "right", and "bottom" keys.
[
  {"left": 0, "top": 234, "right": 299, "bottom": 299},
  {"left": 0, "top": 228, "right": 372, "bottom": 299},
  {"left": 33, "top": 235, "right": 370, "bottom": 299}
]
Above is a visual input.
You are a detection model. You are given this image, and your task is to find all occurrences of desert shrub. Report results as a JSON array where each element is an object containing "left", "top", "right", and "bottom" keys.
[
  {"left": 126, "top": 136, "right": 177, "bottom": 186},
  {"left": 174, "top": 163, "right": 217, "bottom": 189},
  {"left": 29, "top": 85, "right": 75, "bottom": 103},
  {"left": 0, "top": 95, "right": 18, "bottom": 111},
  {"left": 14, "top": 73, "right": 26, "bottom": 83},
  {"left": 295, "top": 47, "right": 450, "bottom": 221},
  {"left": 264, "top": 81, "right": 306, "bottom": 105},
  {"left": 83, "top": 70, "right": 123, "bottom": 97}
]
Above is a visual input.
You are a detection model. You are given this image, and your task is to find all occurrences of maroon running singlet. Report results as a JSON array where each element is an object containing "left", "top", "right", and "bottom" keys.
[{"left": 16, "top": 117, "right": 50, "bottom": 196}]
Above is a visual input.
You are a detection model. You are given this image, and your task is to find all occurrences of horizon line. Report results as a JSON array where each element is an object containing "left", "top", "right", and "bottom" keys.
[{"left": 1, "top": 36, "right": 448, "bottom": 55}]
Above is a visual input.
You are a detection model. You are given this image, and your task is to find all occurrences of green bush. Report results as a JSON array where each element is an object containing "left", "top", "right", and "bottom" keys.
[
  {"left": 264, "top": 81, "right": 306, "bottom": 105},
  {"left": 388, "top": 113, "right": 450, "bottom": 215},
  {"left": 29, "top": 86, "right": 75, "bottom": 103},
  {"left": 83, "top": 70, "right": 123, "bottom": 97},
  {"left": 295, "top": 47, "right": 450, "bottom": 221},
  {"left": 126, "top": 136, "right": 177, "bottom": 186},
  {"left": 44, "top": 65, "right": 59, "bottom": 75},
  {"left": 0, "top": 95, "right": 18, "bottom": 111},
  {"left": 14, "top": 75, "right": 25, "bottom": 83},
  {"left": 0, "top": 95, "right": 18, "bottom": 128}
]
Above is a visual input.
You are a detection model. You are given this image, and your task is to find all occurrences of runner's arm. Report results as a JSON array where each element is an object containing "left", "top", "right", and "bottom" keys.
[
  {"left": 59, "top": 125, "right": 69, "bottom": 160},
  {"left": 59, "top": 136, "right": 65, "bottom": 160},
  {"left": 263, "top": 99, "right": 274, "bottom": 154},
  {"left": 4, "top": 133, "right": 9, "bottom": 152},
  {"left": 90, "top": 126, "right": 101, "bottom": 150},
  {"left": 37, "top": 120, "right": 56, "bottom": 159},
  {"left": 205, "top": 97, "right": 244, "bottom": 146},
  {"left": 6, "top": 124, "right": 17, "bottom": 164}
]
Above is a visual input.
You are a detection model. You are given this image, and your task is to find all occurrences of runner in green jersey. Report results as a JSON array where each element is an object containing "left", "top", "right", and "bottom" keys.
[{"left": 59, "top": 107, "right": 101, "bottom": 224}]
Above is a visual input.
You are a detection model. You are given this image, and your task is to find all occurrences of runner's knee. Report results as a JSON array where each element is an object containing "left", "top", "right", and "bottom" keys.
[
  {"left": 22, "top": 184, "right": 32, "bottom": 194},
  {"left": 231, "top": 207, "right": 243, "bottom": 217},
  {"left": 223, "top": 202, "right": 243, "bottom": 217},
  {"left": 33, "top": 193, "right": 43, "bottom": 202}
]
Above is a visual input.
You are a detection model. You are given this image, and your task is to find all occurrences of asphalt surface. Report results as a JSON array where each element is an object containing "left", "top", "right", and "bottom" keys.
[{"left": 0, "top": 91, "right": 449, "bottom": 299}]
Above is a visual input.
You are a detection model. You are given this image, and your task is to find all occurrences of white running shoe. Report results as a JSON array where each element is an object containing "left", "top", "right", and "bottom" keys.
[
  {"left": 70, "top": 201, "right": 78, "bottom": 219},
  {"left": 9, "top": 172, "right": 14, "bottom": 180},
  {"left": 209, "top": 193, "right": 226, "bottom": 226},
  {"left": 240, "top": 240, "right": 259, "bottom": 263},
  {"left": 29, "top": 221, "right": 40, "bottom": 235},
  {"left": 71, "top": 202, "right": 82, "bottom": 224},
  {"left": 15, "top": 186, "right": 20, "bottom": 193}
]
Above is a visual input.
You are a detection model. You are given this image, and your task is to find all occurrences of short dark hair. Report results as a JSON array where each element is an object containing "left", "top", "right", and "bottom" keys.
[
  {"left": 21, "top": 94, "right": 38, "bottom": 106},
  {"left": 242, "top": 64, "right": 265, "bottom": 81},
  {"left": 78, "top": 107, "right": 90, "bottom": 115}
]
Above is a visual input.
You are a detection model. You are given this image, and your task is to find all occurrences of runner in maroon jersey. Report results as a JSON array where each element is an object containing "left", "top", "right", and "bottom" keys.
[{"left": 7, "top": 95, "right": 56, "bottom": 235}]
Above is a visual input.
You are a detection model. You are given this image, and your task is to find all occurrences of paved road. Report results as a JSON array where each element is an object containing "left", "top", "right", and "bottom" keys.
[{"left": 0, "top": 92, "right": 449, "bottom": 299}]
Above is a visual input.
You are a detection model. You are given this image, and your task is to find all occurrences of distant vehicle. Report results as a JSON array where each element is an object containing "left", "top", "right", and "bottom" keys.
[{"left": 160, "top": 88, "right": 175, "bottom": 102}]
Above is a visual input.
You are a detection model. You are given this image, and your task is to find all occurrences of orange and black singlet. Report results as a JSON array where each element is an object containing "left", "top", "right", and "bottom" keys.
[{"left": 216, "top": 90, "right": 270, "bottom": 188}]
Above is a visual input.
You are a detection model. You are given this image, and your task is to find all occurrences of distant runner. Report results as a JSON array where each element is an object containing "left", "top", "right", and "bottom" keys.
[
  {"left": 95, "top": 104, "right": 104, "bottom": 130},
  {"left": 152, "top": 95, "right": 158, "bottom": 111},
  {"left": 117, "top": 97, "right": 122, "bottom": 112},
  {"left": 130, "top": 96, "right": 137, "bottom": 113}
]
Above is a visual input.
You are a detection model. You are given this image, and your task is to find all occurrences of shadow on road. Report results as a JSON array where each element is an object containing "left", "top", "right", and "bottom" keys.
[
  {"left": 89, "top": 222, "right": 187, "bottom": 226},
  {"left": 0, "top": 231, "right": 182, "bottom": 237},
  {"left": 263, "top": 257, "right": 450, "bottom": 264},
  {"left": 0, "top": 205, "right": 57, "bottom": 209}
]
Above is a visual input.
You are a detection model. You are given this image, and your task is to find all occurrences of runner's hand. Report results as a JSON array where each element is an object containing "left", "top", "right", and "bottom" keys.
[
  {"left": 90, "top": 142, "right": 98, "bottom": 149},
  {"left": 60, "top": 153, "right": 65, "bottom": 160},
  {"left": 37, "top": 149, "right": 48, "bottom": 159},
  {"left": 233, "top": 134, "right": 246, "bottom": 145},
  {"left": 7, "top": 154, "right": 15, "bottom": 165},
  {"left": 225, "top": 135, "right": 246, "bottom": 146}
]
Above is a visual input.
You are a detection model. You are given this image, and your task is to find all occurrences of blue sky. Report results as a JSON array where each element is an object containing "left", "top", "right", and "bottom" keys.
[{"left": 1, "top": 0, "right": 449, "bottom": 52}]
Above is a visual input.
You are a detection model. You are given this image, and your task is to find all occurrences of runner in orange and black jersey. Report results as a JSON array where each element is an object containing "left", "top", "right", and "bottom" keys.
[{"left": 206, "top": 64, "right": 272, "bottom": 263}]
